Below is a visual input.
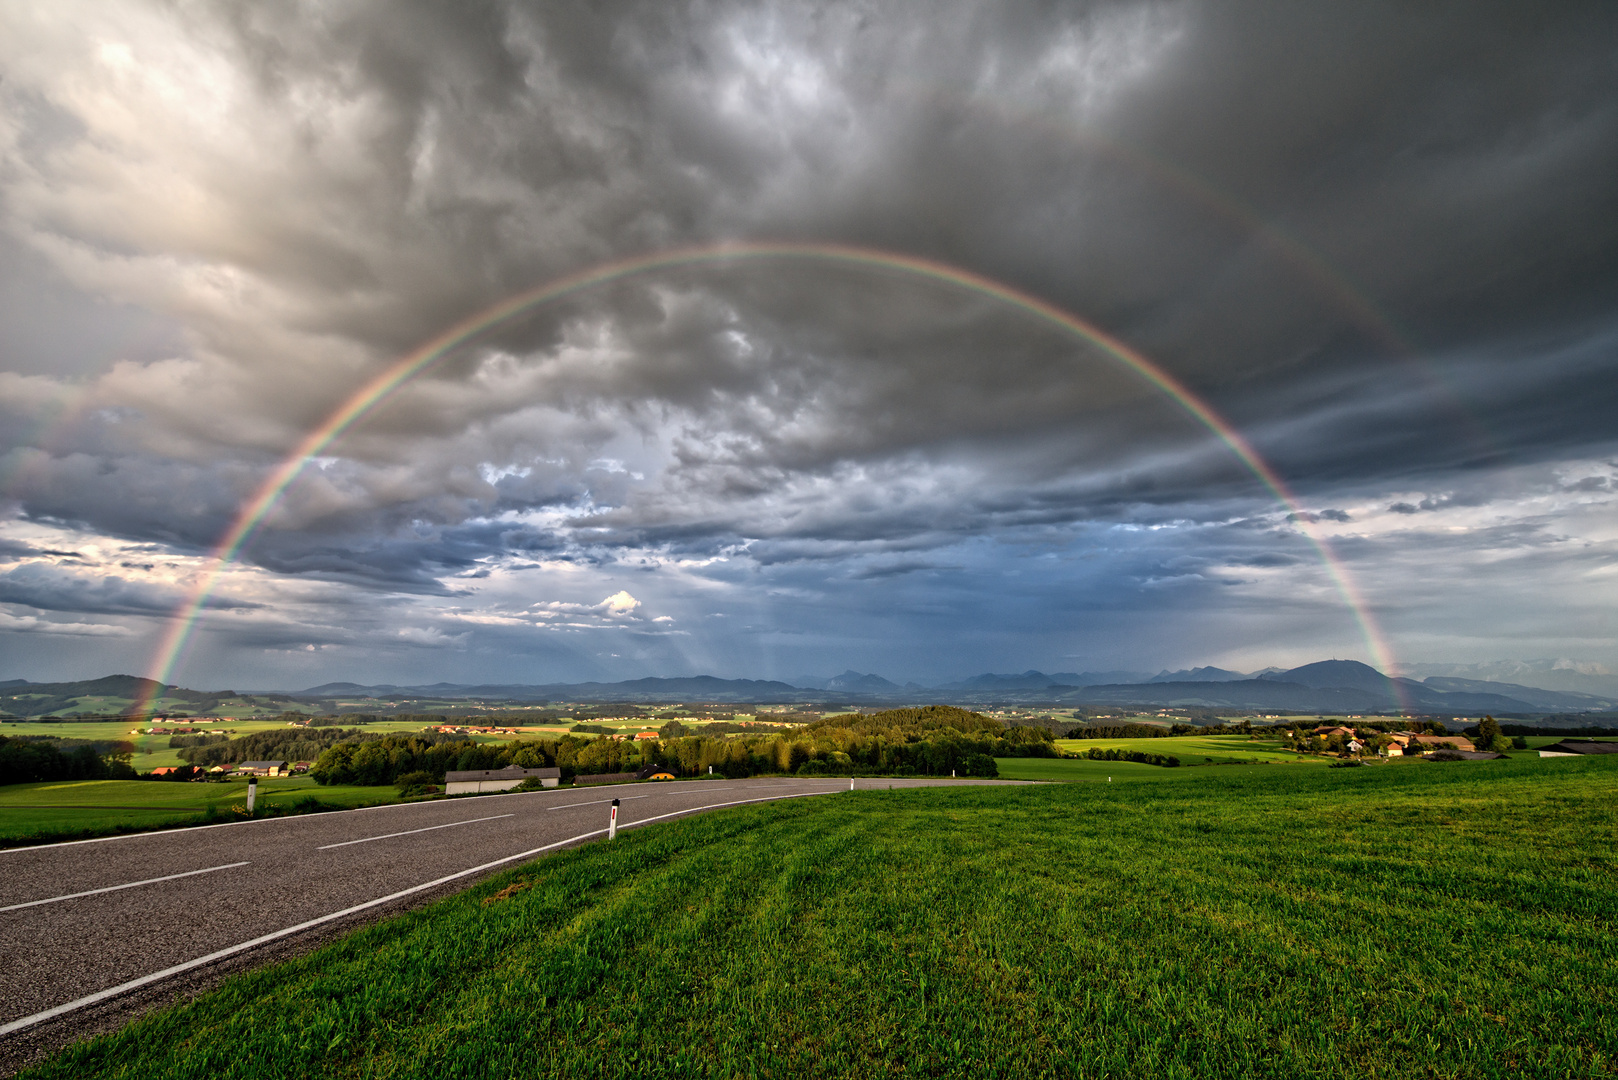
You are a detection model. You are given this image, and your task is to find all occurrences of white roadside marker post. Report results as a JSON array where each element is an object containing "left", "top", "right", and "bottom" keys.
[
  {"left": 246, "top": 777, "right": 257, "bottom": 813},
  {"left": 850, "top": 777, "right": 854, "bottom": 791},
  {"left": 608, "top": 798, "right": 619, "bottom": 841}
]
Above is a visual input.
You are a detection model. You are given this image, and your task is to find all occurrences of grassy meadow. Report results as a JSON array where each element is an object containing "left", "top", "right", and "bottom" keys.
[
  {"left": 1054, "top": 733, "right": 1314, "bottom": 765},
  {"left": 992, "top": 755, "right": 1188, "bottom": 782},
  {"left": 2, "top": 717, "right": 560, "bottom": 771},
  {"left": 24, "top": 753, "right": 1618, "bottom": 1079},
  {"left": 0, "top": 777, "right": 409, "bottom": 845}
]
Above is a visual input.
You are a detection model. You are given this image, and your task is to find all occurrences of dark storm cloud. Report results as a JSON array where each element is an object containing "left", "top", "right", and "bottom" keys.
[
  {"left": 0, "top": 561, "right": 256, "bottom": 616},
  {"left": 2, "top": 0, "right": 1616, "bottom": 681}
]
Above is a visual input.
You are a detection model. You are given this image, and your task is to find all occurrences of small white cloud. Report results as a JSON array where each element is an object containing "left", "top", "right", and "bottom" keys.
[
  {"left": 652, "top": 615, "right": 674, "bottom": 622},
  {"left": 598, "top": 590, "right": 641, "bottom": 615}
]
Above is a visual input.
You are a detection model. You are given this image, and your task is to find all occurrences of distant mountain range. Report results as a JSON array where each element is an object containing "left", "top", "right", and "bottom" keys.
[
  {"left": 275, "top": 659, "right": 1615, "bottom": 714},
  {"left": 5, "top": 659, "right": 1614, "bottom": 718}
]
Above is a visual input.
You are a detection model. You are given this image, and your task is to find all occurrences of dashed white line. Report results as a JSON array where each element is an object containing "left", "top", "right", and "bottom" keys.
[
  {"left": 544, "top": 795, "right": 651, "bottom": 811},
  {"left": 316, "top": 814, "right": 515, "bottom": 850},
  {"left": 0, "top": 861, "right": 250, "bottom": 913},
  {"left": 0, "top": 831, "right": 605, "bottom": 1037}
]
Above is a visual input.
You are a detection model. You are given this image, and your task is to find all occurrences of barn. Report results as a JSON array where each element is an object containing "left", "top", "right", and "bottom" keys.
[
  {"left": 444, "top": 765, "right": 561, "bottom": 794},
  {"left": 1538, "top": 740, "right": 1618, "bottom": 758}
]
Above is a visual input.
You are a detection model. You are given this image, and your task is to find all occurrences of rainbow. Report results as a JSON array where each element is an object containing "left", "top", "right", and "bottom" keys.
[{"left": 133, "top": 242, "right": 1405, "bottom": 717}]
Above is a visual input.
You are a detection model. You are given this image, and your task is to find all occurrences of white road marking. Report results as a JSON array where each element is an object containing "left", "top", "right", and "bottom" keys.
[
  {"left": 315, "top": 814, "right": 515, "bottom": 850},
  {"left": 0, "top": 787, "right": 839, "bottom": 1036},
  {"left": 618, "top": 789, "right": 840, "bottom": 832},
  {"left": 0, "top": 861, "right": 250, "bottom": 913},
  {"left": 545, "top": 795, "right": 651, "bottom": 810}
]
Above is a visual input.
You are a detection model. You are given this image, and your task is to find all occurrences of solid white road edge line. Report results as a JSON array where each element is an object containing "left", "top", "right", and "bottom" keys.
[
  {"left": 315, "top": 814, "right": 515, "bottom": 851},
  {"left": 0, "top": 786, "right": 839, "bottom": 1036},
  {"left": 0, "top": 862, "right": 251, "bottom": 914}
]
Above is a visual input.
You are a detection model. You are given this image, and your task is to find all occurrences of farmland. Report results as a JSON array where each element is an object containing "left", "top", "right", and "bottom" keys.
[
  {"left": 22, "top": 753, "right": 1618, "bottom": 1079},
  {"left": 991, "top": 755, "right": 1185, "bottom": 782},
  {"left": 1055, "top": 733, "right": 1315, "bottom": 764},
  {"left": 1, "top": 718, "right": 555, "bottom": 772},
  {"left": 0, "top": 777, "right": 409, "bottom": 845}
]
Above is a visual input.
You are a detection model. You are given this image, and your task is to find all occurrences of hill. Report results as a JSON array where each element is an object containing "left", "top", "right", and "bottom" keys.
[{"left": 0, "top": 676, "right": 242, "bottom": 719}]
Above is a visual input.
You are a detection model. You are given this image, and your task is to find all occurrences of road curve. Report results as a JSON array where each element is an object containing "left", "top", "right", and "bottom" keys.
[{"left": 0, "top": 776, "right": 1020, "bottom": 1074}]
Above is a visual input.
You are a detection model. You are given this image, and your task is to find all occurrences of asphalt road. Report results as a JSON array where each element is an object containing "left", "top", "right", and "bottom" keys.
[{"left": 0, "top": 775, "right": 1019, "bottom": 1072}]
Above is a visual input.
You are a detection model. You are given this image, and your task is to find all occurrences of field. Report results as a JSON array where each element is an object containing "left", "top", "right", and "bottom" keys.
[
  {"left": 1054, "top": 733, "right": 1320, "bottom": 764},
  {"left": 1, "top": 718, "right": 548, "bottom": 771},
  {"left": 992, "top": 756, "right": 1187, "bottom": 782},
  {"left": 24, "top": 754, "right": 1618, "bottom": 1079},
  {"left": 0, "top": 693, "right": 320, "bottom": 720},
  {"left": 0, "top": 777, "right": 409, "bottom": 845}
]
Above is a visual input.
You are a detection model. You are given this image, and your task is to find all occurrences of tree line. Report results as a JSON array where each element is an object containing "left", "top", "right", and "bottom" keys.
[
  {"left": 302, "top": 705, "right": 1051, "bottom": 787},
  {"left": 0, "top": 735, "right": 136, "bottom": 785},
  {"left": 1076, "top": 747, "right": 1181, "bottom": 767},
  {"left": 176, "top": 726, "right": 381, "bottom": 767},
  {"left": 1064, "top": 723, "right": 1179, "bottom": 739}
]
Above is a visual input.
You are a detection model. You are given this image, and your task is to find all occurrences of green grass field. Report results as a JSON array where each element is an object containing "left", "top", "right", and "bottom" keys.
[
  {"left": 1, "top": 718, "right": 544, "bottom": 770},
  {"left": 0, "top": 693, "right": 321, "bottom": 720},
  {"left": 993, "top": 756, "right": 1187, "bottom": 782},
  {"left": 1054, "top": 733, "right": 1319, "bottom": 765},
  {"left": 0, "top": 777, "right": 409, "bottom": 844},
  {"left": 23, "top": 755, "right": 1618, "bottom": 1079}
]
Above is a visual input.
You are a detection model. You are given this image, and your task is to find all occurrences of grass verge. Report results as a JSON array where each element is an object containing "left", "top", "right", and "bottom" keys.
[
  {"left": 0, "top": 778, "right": 411, "bottom": 846},
  {"left": 22, "top": 756, "right": 1618, "bottom": 1079}
]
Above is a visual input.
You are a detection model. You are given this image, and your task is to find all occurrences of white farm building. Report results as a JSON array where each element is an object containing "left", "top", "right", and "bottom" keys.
[{"left": 444, "top": 765, "right": 560, "bottom": 795}]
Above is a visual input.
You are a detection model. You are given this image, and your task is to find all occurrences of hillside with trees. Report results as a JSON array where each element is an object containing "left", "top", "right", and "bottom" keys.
[{"left": 292, "top": 705, "right": 1058, "bottom": 788}]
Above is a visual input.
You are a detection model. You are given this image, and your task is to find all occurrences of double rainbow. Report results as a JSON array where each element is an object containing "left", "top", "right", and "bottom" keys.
[{"left": 133, "top": 242, "right": 1402, "bottom": 717}]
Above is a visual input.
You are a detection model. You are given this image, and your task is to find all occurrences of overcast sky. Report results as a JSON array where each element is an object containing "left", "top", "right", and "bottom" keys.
[{"left": 1, "top": 0, "right": 1615, "bottom": 690}]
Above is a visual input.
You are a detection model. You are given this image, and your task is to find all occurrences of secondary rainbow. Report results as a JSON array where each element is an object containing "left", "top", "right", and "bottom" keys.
[{"left": 133, "top": 241, "right": 1404, "bottom": 718}]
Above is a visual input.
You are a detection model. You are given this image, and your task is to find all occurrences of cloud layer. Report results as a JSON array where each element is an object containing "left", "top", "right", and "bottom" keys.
[{"left": 1, "top": 0, "right": 1615, "bottom": 686}]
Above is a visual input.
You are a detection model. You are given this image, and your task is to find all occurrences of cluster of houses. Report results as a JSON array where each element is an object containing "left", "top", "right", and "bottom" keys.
[
  {"left": 1307, "top": 725, "right": 1618, "bottom": 761},
  {"left": 147, "top": 760, "right": 311, "bottom": 778},
  {"left": 1307, "top": 724, "right": 1480, "bottom": 758},
  {"left": 131, "top": 725, "right": 231, "bottom": 736},
  {"left": 431, "top": 724, "right": 526, "bottom": 735}
]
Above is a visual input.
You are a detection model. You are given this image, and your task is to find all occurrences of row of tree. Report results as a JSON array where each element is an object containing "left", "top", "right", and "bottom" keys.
[
  {"left": 1064, "top": 723, "right": 1179, "bottom": 739},
  {"left": 304, "top": 706, "right": 1043, "bottom": 787},
  {"left": 176, "top": 726, "right": 379, "bottom": 767},
  {"left": 1076, "top": 747, "right": 1181, "bottom": 767},
  {"left": 0, "top": 735, "right": 136, "bottom": 785}
]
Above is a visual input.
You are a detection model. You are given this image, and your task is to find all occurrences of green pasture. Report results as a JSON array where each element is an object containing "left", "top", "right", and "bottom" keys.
[
  {"left": 27, "top": 755, "right": 1618, "bottom": 1079},
  {"left": 1054, "top": 733, "right": 1318, "bottom": 764},
  {"left": 992, "top": 756, "right": 1184, "bottom": 782},
  {"left": 0, "top": 694, "right": 319, "bottom": 719},
  {"left": 1, "top": 718, "right": 533, "bottom": 770},
  {"left": 0, "top": 777, "right": 406, "bottom": 845}
]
